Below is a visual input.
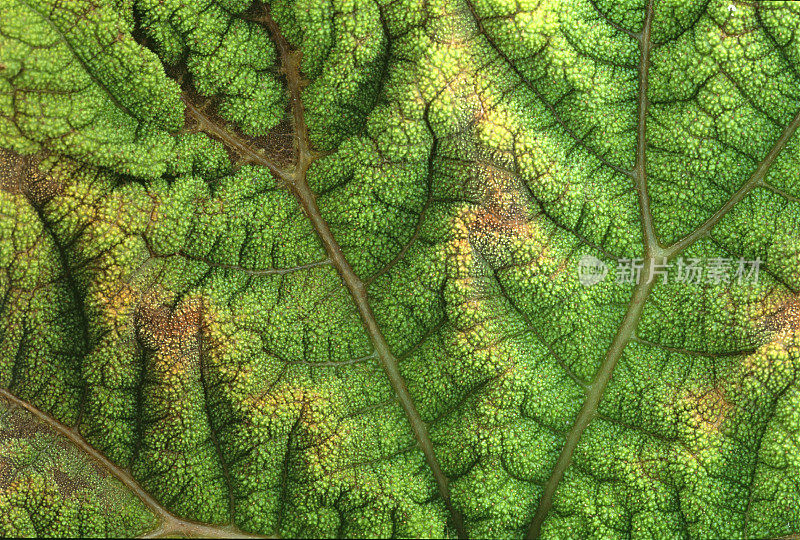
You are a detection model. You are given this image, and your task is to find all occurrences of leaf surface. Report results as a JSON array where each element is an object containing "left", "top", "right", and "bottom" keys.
[{"left": 1, "top": 0, "right": 800, "bottom": 538}]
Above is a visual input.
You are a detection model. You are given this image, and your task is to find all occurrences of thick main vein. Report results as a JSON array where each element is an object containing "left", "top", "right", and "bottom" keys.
[
  {"left": 525, "top": 271, "right": 656, "bottom": 539},
  {"left": 633, "top": 2, "right": 661, "bottom": 258},
  {"left": 182, "top": 98, "right": 288, "bottom": 181},
  {"left": 525, "top": 1, "right": 658, "bottom": 536},
  {"left": 525, "top": 0, "right": 800, "bottom": 535},
  {"left": 248, "top": 3, "right": 467, "bottom": 537}
]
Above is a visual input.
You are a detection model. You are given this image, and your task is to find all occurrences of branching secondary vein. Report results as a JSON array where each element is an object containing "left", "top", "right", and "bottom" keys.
[
  {"left": 525, "top": 0, "right": 800, "bottom": 536},
  {"left": 249, "top": 2, "right": 467, "bottom": 536}
]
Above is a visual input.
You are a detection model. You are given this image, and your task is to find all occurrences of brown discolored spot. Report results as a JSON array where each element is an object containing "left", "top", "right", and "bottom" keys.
[
  {"left": 0, "top": 147, "right": 62, "bottom": 205},
  {"left": 52, "top": 467, "right": 91, "bottom": 498},
  {"left": 468, "top": 165, "right": 529, "bottom": 239},
  {"left": 0, "top": 148, "right": 26, "bottom": 196},
  {"left": 175, "top": 67, "right": 296, "bottom": 170},
  {"left": 739, "top": 291, "right": 800, "bottom": 350},
  {"left": 133, "top": 292, "right": 231, "bottom": 380},
  {"left": 135, "top": 293, "right": 205, "bottom": 351},
  {"left": 0, "top": 405, "right": 51, "bottom": 440},
  {"left": 257, "top": 117, "right": 296, "bottom": 166},
  {"left": 763, "top": 295, "right": 800, "bottom": 334},
  {"left": 0, "top": 457, "right": 12, "bottom": 488}
]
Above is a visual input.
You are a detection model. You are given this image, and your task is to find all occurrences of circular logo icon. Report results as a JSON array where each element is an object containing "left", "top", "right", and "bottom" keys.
[{"left": 578, "top": 255, "right": 608, "bottom": 287}]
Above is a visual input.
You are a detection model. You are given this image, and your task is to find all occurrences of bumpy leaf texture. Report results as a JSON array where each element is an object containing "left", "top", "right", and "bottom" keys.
[{"left": 1, "top": 0, "right": 800, "bottom": 538}]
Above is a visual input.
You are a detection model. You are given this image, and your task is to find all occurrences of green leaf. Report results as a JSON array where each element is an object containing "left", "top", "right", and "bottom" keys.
[
  {"left": 0, "top": 0, "right": 183, "bottom": 177},
  {"left": 1, "top": 0, "right": 800, "bottom": 538},
  {"left": 0, "top": 395, "right": 157, "bottom": 537}
]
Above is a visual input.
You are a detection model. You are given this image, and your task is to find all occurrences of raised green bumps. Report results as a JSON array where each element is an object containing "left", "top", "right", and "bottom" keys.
[{"left": 2, "top": 0, "right": 800, "bottom": 538}]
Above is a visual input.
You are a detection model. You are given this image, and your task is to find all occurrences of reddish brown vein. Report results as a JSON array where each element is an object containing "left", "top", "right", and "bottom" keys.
[{"left": 182, "top": 97, "right": 288, "bottom": 182}]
